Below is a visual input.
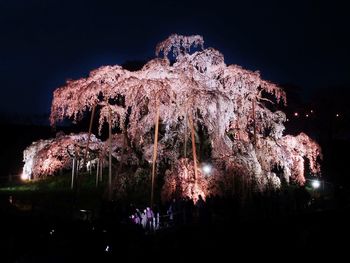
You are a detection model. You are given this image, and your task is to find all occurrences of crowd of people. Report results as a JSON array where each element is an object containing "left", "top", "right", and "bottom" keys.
[
  {"left": 128, "top": 194, "right": 210, "bottom": 232},
  {"left": 101, "top": 185, "right": 334, "bottom": 234},
  {"left": 129, "top": 207, "right": 160, "bottom": 231}
]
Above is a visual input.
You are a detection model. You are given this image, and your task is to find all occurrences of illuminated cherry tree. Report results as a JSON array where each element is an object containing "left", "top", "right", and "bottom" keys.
[
  {"left": 23, "top": 133, "right": 103, "bottom": 180},
  {"left": 30, "top": 34, "right": 321, "bottom": 201}
]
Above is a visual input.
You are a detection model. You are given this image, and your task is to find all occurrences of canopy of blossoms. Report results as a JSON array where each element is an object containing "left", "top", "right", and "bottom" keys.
[
  {"left": 23, "top": 133, "right": 103, "bottom": 180},
  {"left": 24, "top": 34, "right": 322, "bottom": 201}
]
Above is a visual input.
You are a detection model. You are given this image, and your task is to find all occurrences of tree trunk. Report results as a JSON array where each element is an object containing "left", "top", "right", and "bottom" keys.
[{"left": 151, "top": 98, "right": 160, "bottom": 207}]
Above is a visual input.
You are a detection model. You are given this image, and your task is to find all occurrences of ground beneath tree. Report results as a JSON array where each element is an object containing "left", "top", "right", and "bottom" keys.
[{"left": 1, "top": 191, "right": 350, "bottom": 262}]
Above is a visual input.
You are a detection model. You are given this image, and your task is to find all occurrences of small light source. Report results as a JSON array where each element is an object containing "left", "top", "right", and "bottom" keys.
[
  {"left": 202, "top": 164, "right": 212, "bottom": 175},
  {"left": 311, "top": 180, "right": 320, "bottom": 189},
  {"left": 105, "top": 245, "right": 110, "bottom": 252},
  {"left": 310, "top": 110, "right": 314, "bottom": 113},
  {"left": 305, "top": 114, "right": 309, "bottom": 118},
  {"left": 294, "top": 112, "right": 299, "bottom": 117},
  {"left": 336, "top": 113, "right": 340, "bottom": 117},
  {"left": 21, "top": 173, "right": 29, "bottom": 181}
]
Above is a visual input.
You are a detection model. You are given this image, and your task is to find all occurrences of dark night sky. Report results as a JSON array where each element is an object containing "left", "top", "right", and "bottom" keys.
[{"left": 0, "top": 0, "right": 349, "bottom": 116}]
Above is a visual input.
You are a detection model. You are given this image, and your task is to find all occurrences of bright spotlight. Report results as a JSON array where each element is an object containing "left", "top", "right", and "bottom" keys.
[
  {"left": 202, "top": 164, "right": 212, "bottom": 175},
  {"left": 311, "top": 180, "right": 320, "bottom": 189},
  {"left": 21, "top": 173, "right": 29, "bottom": 181}
]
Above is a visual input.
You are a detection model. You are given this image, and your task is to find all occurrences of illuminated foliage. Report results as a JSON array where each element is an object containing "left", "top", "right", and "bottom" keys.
[
  {"left": 27, "top": 34, "right": 321, "bottom": 200},
  {"left": 23, "top": 133, "right": 103, "bottom": 180}
]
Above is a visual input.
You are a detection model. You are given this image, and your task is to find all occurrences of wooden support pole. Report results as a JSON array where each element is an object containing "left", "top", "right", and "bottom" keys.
[
  {"left": 184, "top": 110, "right": 188, "bottom": 158},
  {"left": 83, "top": 105, "right": 96, "bottom": 170},
  {"left": 151, "top": 98, "right": 160, "bottom": 208},
  {"left": 188, "top": 111, "right": 198, "bottom": 181},
  {"left": 252, "top": 99, "right": 257, "bottom": 148},
  {"left": 96, "top": 159, "right": 99, "bottom": 187},
  {"left": 71, "top": 158, "right": 75, "bottom": 190},
  {"left": 76, "top": 159, "right": 80, "bottom": 176},
  {"left": 108, "top": 108, "right": 112, "bottom": 200},
  {"left": 118, "top": 129, "right": 127, "bottom": 174},
  {"left": 99, "top": 159, "right": 103, "bottom": 182}
]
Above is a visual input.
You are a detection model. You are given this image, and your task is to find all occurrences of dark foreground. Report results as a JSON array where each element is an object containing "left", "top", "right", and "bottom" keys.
[{"left": 1, "top": 196, "right": 350, "bottom": 262}]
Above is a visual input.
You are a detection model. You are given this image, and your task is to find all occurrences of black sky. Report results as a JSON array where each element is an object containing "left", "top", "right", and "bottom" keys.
[{"left": 0, "top": 0, "right": 349, "bottom": 116}]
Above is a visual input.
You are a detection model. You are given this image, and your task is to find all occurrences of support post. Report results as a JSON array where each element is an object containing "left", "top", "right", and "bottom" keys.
[
  {"left": 184, "top": 109, "right": 188, "bottom": 158},
  {"left": 99, "top": 159, "right": 103, "bottom": 182},
  {"left": 151, "top": 97, "right": 160, "bottom": 208},
  {"left": 71, "top": 158, "right": 75, "bottom": 190},
  {"left": 83, "top": 105, "right": 96, "bottom": 170},
  {"left": 108, "top": 108, "right": 112, "bottom": 200},
  {"left": 188, "top": 111, "right": 198, "bottom": 181},
  {"left": 252, "top": 99, "right": 257, "bottom": 148},
  {"left": 96, "top": 158, "right": 99, "bottom": 187}
]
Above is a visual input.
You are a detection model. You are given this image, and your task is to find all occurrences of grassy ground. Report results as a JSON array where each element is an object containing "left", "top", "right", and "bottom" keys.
[
  {"left": 0, "top": 171, "right": 107, "bottom": 192},
  {"left": 0, "top": 172, "right": 109, "bottom": 220}
]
